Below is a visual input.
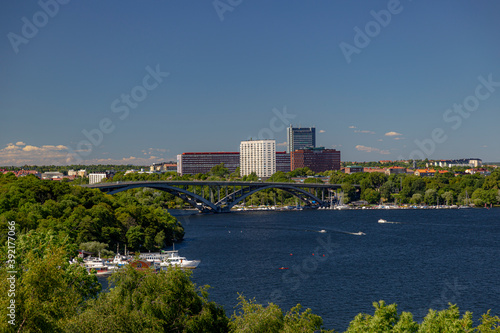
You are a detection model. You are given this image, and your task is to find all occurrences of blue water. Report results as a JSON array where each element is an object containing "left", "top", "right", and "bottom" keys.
[{"left": 171, "top": 208, "right": 500, "bottom": 331}]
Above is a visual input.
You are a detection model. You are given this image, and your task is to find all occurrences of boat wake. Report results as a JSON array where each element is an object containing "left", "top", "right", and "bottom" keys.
[
  {"left": 378, "top": 219, "right": 401, "bottom": 224},
  {"left": 347, "top": 231, "right": 366, "bottom": 236}
]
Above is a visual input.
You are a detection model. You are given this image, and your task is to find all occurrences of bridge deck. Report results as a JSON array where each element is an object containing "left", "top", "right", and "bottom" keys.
[{"left": 83, "top": 180, "right": 348, "bottom": 189}]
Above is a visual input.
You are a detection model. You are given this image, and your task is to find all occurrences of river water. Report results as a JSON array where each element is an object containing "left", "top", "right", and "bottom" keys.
[{"left": 170, "top": 208, "right": 500, "bottom": 331}]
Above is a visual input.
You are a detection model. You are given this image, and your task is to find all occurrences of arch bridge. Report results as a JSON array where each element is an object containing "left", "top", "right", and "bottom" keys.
[{"left": 84, "top": 181, "right": 358, "bottom": 213}]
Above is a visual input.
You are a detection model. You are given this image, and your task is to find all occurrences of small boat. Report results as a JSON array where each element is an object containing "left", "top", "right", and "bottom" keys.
[
  {"left": 84, "top": 258, "right": 112, "bottom": 275},
  {"left": 378, "top": 219, "right": 388, "bottom": 223},
  {"left": 106, "top": 253, "right": 129, "bottom": 271},
  {"left": 278, "top": 267, "right": 289, "bottom": 270},
  {"left": 319, "top": 229, "right": 327, "bottom": 233},
  {"left": 353, "top": 231, "right": 366, "bottom": 236},
  {"left": 159, "top": 250, "right": 200, "bottom": 270}
]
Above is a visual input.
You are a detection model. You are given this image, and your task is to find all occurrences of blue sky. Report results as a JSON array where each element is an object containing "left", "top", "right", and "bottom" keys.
[{"left": 1, "top": 0, "right": 499, "bottom": 166}]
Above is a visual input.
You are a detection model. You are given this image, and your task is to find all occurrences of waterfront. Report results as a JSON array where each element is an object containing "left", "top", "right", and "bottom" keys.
[{"left": 171, "top": 208, "right": 500, "bottom": 331}]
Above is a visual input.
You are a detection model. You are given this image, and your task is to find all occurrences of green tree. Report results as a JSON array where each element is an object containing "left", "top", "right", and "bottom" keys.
[
  {"left": 419, "top": 304, "right": 473, "bottom": 333},
  {"left": 341, "top": 182, "right": 357, "bottom": 204},
  {"left": 126, "top": 226, "right": 144, "bottom": 250},
  {"left": 424, "top": 189, "right": 437, "bottom": 205},
  {"left": 441, "top": 191, "right": 454, "bottom": 205},
  {"left": 230, "top": 295, "right": 332, "bottom": 333},
  {"left": 210, "top": 163, "right": 230, "bottom": 178},
  {"left": 243, "top": 172, "right": 259, "bottom": 182},
  {"left": 0, "top": 231, "right": 100, "bottom": 333},
  {"left": 411, "top": 193, "right": 423, "bottom": 204},
  {"left": 79, "top": 241, "right": 114, "bottom": 257},
  {"left": 345, "top": 301, "right": 418, "bottom": 333},
  {"left": 362, "top": 188, "right": 381, "bottom": 204},
  {"left": 65, "top": 266, "right": 229, "bottom": 332}
]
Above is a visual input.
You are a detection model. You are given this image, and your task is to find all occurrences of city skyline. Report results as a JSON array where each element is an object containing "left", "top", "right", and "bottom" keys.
[{"left": 1, "top": 1, "right": 500, "bottom": 166}]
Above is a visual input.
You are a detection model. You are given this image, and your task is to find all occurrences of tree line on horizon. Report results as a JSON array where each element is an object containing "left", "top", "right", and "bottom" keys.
[{"left": 105, "top": 163, "right": 500, "bottom": 208}]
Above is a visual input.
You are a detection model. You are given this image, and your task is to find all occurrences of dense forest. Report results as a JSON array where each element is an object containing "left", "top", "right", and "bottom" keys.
[{"left": 0, "top": 174, "right": 184, "bottom": 252}]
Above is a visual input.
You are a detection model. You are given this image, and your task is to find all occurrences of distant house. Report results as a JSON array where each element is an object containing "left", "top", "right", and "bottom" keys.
[
  {"left": 414, "top": 169, "right": 436, "bottom": 177},
  {"left": 385, "top": 167, "right": 407, "bottom": 175},
  {"left": 344, "top": 166, "right": 363, "bottom": 174},
  {"left": 41, "top": 171, "right": 64, "bottom": 179},
  {"left": 363, "top": 167, "right": 386, "bottom": 174},
  {"left": 465, "top": 168, "right": 490, "bottom": 176}
]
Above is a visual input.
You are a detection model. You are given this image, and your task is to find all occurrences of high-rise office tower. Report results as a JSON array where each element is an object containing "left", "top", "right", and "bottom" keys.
[{"left": 286, "top": 126, "right": 316, "bottom": 153}]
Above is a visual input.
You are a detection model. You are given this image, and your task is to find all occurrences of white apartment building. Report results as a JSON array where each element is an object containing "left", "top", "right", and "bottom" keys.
[
  {"left": 240, "top": 139, "right": 276, "bottom": 178},
  {"left": 89, "top": 173, "right": 108, "bottom": 185}
]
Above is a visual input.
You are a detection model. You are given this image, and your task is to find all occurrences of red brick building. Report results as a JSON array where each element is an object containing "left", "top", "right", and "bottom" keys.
[
  {"left": 276, "top": 151, "right": 291, "bottom": 173},
  {"left": 291, "top": 148, "right": 341, "bottom": 173}
]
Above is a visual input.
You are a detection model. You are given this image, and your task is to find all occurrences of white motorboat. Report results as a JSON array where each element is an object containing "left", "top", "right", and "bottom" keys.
[
  {"left": 84, "top": 258, "right": 112, "bottom": 275},
  {"left": 106, "top": 253, "right": 129, "bottom": 271},
  {"left": 319, "top": 229, "right": 327, "bottom": 233},
  {"left": 378, "top": 219, "right": 387, "bottom": 223},
  {"left": 352, "top": 231, "right": 366, "bottom": 236},
  {"left": 159, "top": 251, "right": 200, "bottom": 270}
]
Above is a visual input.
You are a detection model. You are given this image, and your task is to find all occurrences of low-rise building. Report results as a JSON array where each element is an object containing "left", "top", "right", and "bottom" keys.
[
  {"left": 89, "top": 173, "right": 109, "bottom": 185},
  {"left": 2, "top": 170, "right": 41, "bottom": 178},
  {"left": 386, "top": 166, "right": 407, "bottom": 175},
  {"left": 465, "top": 168, "right": 490, "bottom": 176},
  {"left": 42, "top": 171, "right": 64, "bottom": 180},
  {"left": 363, "top": 167, "right": 386, "bottom": 173},
  {"left": 177, "top": 152, "right": 240, "bottom": 176},
  {"left": 414, "top": 169, "right": 436, "bottom": 177},
  {"left": 344, "top": 166, "right": 363, "bottom": 174},
  {"left": 150, "top": 162, "right": 177, "bottom": 173}
]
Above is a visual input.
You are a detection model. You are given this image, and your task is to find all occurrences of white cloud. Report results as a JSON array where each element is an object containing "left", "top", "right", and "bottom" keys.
[
  {"left": 0, "top": 142, "right": 167, "bottom": 166},
  {"left": 277, "top": 141, "right": 287, "bottom": 146},
  {"left": 22, "top": 145, "right": 41, "bottom": 152},
  {"left": 15, "top": 141, "right": 26, "bottom": 146},
  {"left": 355, "top": 145, "right": 390, "bottom": 155},
  {"left": 319, "top": 130, "right": 326, "bottom": 133},
  {"left": 348, "top": 126, "right": 356, "bottom": 129},
  {"left": 385, "top": 131, "right": 403, "bottom": 137},
  {"left": 354, "top": 130, "right": 375, "bottom": 134},
  {"left": 142, "top": 148, "right": 169, "bottom": 155}
]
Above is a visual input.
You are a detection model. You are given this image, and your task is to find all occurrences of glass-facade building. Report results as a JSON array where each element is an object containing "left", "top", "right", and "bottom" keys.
[{"left": 286, "top": 126, "right": 316, "bottom": 153}]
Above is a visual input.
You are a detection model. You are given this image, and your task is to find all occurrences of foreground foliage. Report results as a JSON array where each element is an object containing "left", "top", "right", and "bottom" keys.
[
  {"left": 2, "top": 235, "right": 500, "bottom": 332},
  {"left": 65, "top": 265, "right": 229, "bottom": 332},
  {"left": 0, "top": 231, "right": 100, "bottom": 333}
]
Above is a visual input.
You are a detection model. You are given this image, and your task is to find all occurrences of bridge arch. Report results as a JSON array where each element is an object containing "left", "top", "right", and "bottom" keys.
[
  {"left": 104, "top": 183, "right": 219, "bottom": 213},
  {"left": 217, "top": 184, "right": 324, "bottom": 212}
]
